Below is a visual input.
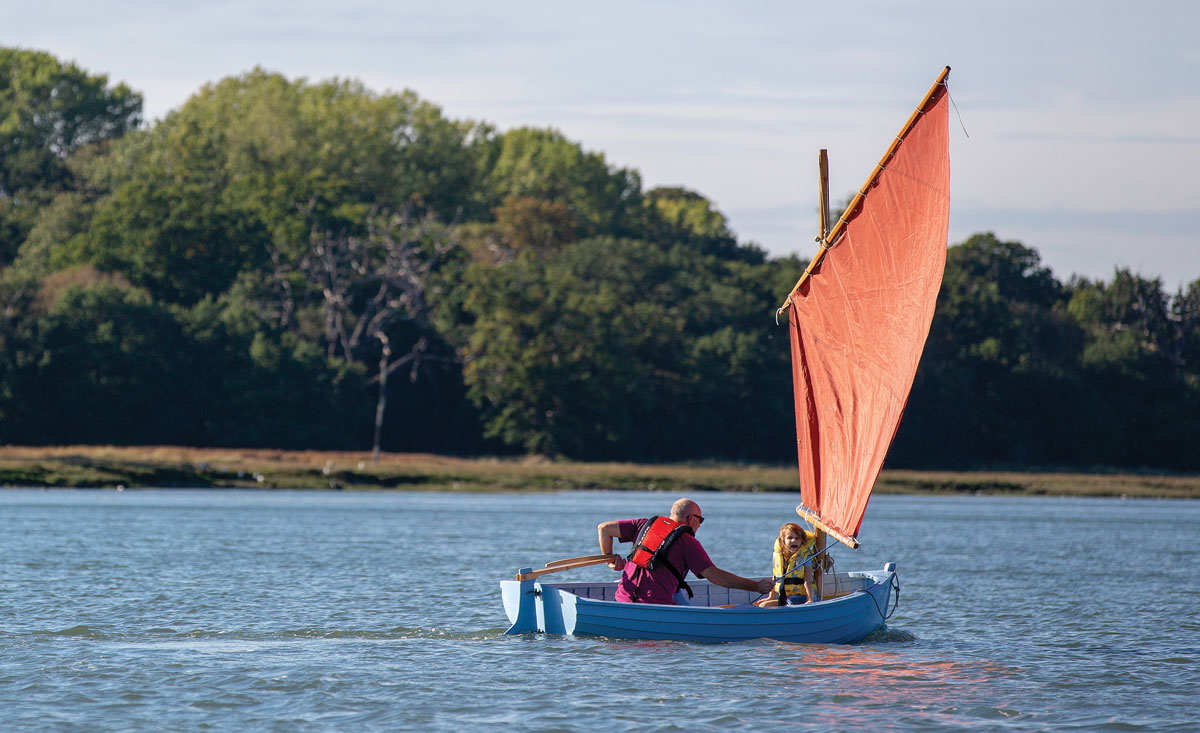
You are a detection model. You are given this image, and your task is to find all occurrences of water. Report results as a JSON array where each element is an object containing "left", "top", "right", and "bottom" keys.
[{"left": 1, "top": 489, "right": 1197, "bottom": 731}]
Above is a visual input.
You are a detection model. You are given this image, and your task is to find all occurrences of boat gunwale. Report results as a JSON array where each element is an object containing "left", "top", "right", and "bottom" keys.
[{"left": 541, "top": 568, "right": 893, "bottom": 615}]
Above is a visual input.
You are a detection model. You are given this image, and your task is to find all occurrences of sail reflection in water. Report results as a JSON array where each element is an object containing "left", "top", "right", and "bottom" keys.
[{"left": 768, "top": 646, "right": 1026, "bottom": 727}]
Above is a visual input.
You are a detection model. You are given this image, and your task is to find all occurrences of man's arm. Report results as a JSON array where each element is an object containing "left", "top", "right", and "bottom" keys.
[
  {"left": 597, "top": 521, "right": 626, "bottom": 571},
  {"left": 700, "top": 566, "right": 773, "bottom": 594}
]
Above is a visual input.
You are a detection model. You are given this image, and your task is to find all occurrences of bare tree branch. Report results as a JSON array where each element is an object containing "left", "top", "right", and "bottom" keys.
[{"left": 268, "top": 207, "right": 456, "bottom": 458}]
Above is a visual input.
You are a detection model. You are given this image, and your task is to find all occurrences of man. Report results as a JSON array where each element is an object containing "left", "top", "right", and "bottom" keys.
[{"left": 596, "top": 497, "right": 773, "bottom": 604}]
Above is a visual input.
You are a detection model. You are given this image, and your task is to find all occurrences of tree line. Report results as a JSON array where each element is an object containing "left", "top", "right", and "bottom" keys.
[{"left": 2, "top": 48, "right": 1198, "bottom": 470}]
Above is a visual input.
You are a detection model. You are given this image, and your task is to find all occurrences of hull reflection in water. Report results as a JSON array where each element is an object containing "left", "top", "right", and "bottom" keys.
[{"left": 500, "top": 564, "right": 897, "bottom": 644}]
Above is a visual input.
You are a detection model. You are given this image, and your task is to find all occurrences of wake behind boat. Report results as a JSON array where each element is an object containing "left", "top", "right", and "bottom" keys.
[{"left": 499, "top": 66, "right": 951, "bottom": 643}]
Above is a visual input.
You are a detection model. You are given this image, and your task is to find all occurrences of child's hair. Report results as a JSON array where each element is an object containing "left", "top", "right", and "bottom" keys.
[{"left": 777, "top": 522, "right": 811, "bottom": 553}]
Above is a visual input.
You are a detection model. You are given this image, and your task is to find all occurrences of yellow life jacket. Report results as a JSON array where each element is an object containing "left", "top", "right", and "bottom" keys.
[{"left": 773, "top": 535, "right": 816, "bottom": 599}]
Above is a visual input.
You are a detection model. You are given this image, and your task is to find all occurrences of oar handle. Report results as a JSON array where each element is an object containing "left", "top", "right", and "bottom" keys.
[
  {"left": 544, "top": 554, "right": 617, "bottom": 568},
  {"left": 516, "top": 555, "right": 617, "bottom": 581}
]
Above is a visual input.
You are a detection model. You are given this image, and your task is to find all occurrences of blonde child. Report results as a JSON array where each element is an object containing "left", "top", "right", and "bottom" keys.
[{"left": 755, "top": 522, "right": 818, "bottom": 607}]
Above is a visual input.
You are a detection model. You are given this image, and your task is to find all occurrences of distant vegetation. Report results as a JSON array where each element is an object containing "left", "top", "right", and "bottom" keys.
[
  {"left": 3, "top": 447, "right": 1197, "bottom": 498},
  {"left": 2, "top": 48, "right": 1199, "bottom": 470}
]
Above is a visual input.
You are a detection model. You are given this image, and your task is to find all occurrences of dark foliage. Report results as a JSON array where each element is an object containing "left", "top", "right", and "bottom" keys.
[{"left": 2, "top": 49, "right": 1197, "bottom": 470}]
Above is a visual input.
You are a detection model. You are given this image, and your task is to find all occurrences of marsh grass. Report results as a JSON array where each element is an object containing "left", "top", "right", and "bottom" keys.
[{"left": 0, "top": 446, "right": 1196, "bottom": 498}]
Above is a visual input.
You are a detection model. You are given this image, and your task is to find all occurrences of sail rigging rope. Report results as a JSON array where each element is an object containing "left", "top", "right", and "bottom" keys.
[
  {"left": 853, "top": 570, "right": 901, "bottom": 624},
  {"left": 946, "top": 82, "right": 969, "bottom": 138},
  {"left": 864, "top": 571, "right": 901, "bottom": 623}
]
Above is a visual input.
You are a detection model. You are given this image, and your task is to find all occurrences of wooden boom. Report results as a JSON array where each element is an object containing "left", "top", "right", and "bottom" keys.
[{"left": 795, "top": 505, "right": 860, "bottom": 550}]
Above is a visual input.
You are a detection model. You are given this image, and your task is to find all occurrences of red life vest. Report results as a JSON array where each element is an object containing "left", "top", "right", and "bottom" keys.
[{"left": 627, "top": 516, "right": 694, "bottom": 598}]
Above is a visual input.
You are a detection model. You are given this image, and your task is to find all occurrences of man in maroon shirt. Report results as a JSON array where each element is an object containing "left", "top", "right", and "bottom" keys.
[{"left": 596, "top": 498, "right": 773, "bottom": 604}]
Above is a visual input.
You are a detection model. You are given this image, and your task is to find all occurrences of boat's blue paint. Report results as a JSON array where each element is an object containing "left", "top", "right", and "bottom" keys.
[
  {"left": 500, "top": 565, "right": 897, "bottom": 644},
  {"left": 537, "top": 577, "right": 568, "bottom": 634},
  {"left": 500, "top": 571, "right": 538, "bottom": 634}
]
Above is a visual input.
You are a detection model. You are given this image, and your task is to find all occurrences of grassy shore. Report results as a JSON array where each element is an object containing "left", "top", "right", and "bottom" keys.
[{"left": 1, "top": 445, "right": 1197, "bottom": 498}]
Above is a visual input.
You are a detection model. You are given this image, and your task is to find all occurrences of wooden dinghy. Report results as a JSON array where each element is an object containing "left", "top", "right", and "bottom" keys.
[
  {"left": 501, "top": 565, "right": 897, "bottom": 644},
  {"left": 499, "top": 66, "right": 950, "bottom": 644}
]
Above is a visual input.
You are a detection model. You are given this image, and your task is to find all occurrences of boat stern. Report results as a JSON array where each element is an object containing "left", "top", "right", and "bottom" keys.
[
  {"left": 500, "top": 572, "right": 576, "bottom": 635},
  {"left": 500, "top": 571, "right": 538, "bottom": 634}
]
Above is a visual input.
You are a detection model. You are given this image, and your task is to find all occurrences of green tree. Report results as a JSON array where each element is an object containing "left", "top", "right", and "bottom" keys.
[
  {"left": 892, "top": 232, "right": 1084, "bottom": 467},
  {"left": 64, "top": 68, "right": 484, "bottom": 304},
  {"left": 0, "top": 47, "right": 141, "bottom": 265},
  {"left": 642, "top": 186, "right": 762, "bottom": 262},
  {"left": 460, "top": 241, "right": 661, "bottom": 457},
  {"left": 1175, "top": 278, "right": 1200, "bottom": 380},
  {"left": 481, "top": 128, "right": 643, "bottom": 240},
  {"left": 1066, "top": 269, "right": 1198, "bottom": 467},
  {"left": 0, "top": 267, "right": 367, "bottom": 448},
  {"left": 1069, "top": 269, "right": 1173, "bottom": 372},
  {"left": 493, "top": 195, "right": 579, "bottom": 255},
  {"left": 177, "top": 291, "right": 367, "bottom": 449},
  {"left": 0, "top": 274, "right": 194, "bottom": 444},
  {"left": 460, "top": 236, "right": 791, "bottom": 460}
]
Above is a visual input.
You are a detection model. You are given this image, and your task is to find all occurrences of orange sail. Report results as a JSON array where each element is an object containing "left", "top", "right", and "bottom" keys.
[{"left": 788, "top": 72, "right": 951, "bottom": 543}]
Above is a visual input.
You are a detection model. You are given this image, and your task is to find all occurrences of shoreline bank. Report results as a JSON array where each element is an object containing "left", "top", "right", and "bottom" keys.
[{"left": 1, "top": 446, "right": 1197, "bottom": 498}]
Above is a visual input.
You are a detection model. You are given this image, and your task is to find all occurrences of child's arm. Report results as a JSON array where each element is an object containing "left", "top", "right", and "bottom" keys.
[{"left": 802, "top": 564, "right": 817, "bottom": 603}]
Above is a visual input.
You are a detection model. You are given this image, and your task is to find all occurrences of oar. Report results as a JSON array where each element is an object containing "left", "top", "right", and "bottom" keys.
[
  {"left": 544, "top": 554, "right": 616, "bottom": 568},
  {"left": 515, "top": 554, "right": 617, "bottom": 581}
]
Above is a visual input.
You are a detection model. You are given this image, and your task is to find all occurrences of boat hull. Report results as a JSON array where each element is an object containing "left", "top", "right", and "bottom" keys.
[{"left": 501, "top": 564, "right": 897, "bottom": 644}]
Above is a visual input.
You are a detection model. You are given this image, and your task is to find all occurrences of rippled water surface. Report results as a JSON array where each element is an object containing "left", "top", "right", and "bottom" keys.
[{"left": 1, "top": 489, "right": 1197, "bottom": 730}]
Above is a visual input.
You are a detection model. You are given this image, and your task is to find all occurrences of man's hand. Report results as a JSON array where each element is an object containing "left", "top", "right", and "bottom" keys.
[
  {"left": 607, "top": 556, "right": 626, "bottom": 571},
  {"left": 755, "top": 577, "right": 774, "bottom": 594}
]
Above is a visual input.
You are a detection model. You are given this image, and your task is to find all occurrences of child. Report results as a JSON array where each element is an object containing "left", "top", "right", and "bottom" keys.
[{"left": 754, "top": 522, "right": 818, "bottom": 607}]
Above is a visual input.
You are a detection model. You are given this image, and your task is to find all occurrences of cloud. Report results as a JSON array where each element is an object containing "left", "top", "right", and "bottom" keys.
[
  {"left": 4, "top": 0, "right": 1199, "bottom": 290},
  {"left": 1000, "top": 133, "right": 1200, "bottom": 145}
]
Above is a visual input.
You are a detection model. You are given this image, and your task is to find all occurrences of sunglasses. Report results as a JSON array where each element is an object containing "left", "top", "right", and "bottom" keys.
[{"left": 689, "top": 513, "right": 705, "bottom": 525}]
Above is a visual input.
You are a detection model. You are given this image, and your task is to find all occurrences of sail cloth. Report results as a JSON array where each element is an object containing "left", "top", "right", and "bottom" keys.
[{"left": 789, "top": 84, "right": 950, "bottom": 541}]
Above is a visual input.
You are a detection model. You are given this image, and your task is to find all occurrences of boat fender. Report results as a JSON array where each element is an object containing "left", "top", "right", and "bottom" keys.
[{"left": 627, "top": 516, "right": 695, "bottom": 599}]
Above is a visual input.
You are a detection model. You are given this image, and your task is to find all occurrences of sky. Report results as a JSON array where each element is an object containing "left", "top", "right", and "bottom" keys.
[{"left": 5, "top": 1, "right": 1199, "bottom": 290}]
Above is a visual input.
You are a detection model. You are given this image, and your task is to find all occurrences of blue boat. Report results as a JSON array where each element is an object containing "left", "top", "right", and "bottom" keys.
[
  {"left": 501, "top": 565, "right": 898, "bottom": 643},
  {"left": 500, "top": 67, "right": 950, "bottom": 644}
]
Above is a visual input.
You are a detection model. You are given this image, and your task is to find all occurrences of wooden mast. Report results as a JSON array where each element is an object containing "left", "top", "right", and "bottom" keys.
[
  {"left": 789, "top": 148, "right": 869, "bottom": 552},
  {"left": 776, "top": 65, "right": 951, "bottom": 315},
  {"left": 817, "top": 148, "right": 830, "bottom": 240},
  {"left": 811, "top": 149, "right": 831, "bottom": 597}
]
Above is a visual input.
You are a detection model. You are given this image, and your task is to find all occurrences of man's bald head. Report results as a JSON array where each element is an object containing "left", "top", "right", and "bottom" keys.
[{"left": 670, "top": 498, "right": 699, "bottom": 522}]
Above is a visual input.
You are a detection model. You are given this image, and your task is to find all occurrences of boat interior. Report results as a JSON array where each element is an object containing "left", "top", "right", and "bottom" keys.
[{"left": 548, "top": 571, "right": 879, "bottom": 608}]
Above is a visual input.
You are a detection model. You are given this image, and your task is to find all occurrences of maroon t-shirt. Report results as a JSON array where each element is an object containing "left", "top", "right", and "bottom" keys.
[{"left": 614, "top": 518, "right": 714, "bottom": 604}]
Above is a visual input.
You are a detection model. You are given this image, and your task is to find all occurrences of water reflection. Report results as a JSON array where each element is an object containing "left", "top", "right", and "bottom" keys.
[{"left": 766, "top": 645, "right": 1026, "bottom": 727}]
